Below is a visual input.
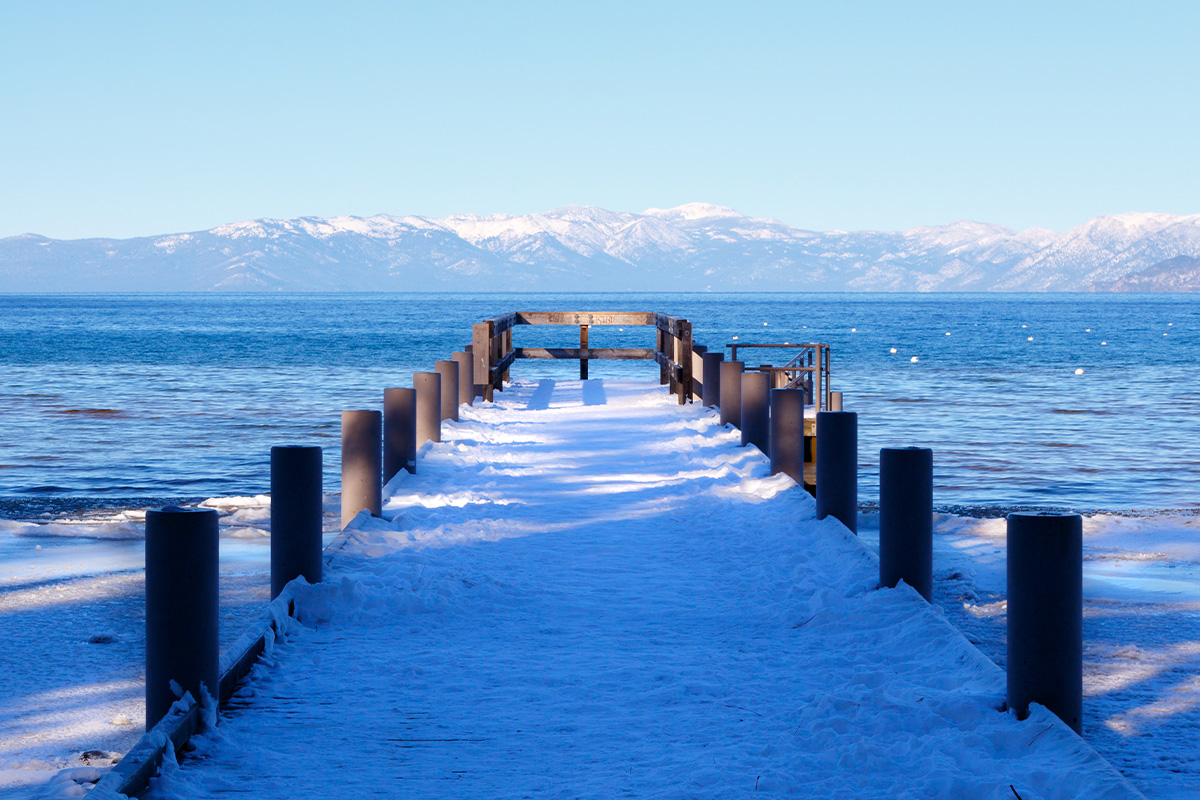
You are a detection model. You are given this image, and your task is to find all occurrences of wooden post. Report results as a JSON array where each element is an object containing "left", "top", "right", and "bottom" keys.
[
  {"left": 472, "top": 321, "right": 492, "bottom": 402},
  {"left": 503, "top": 329, "right": 513, "bottom": 382},
  {"left": 580, "top": 324, "right": 589, "bottom": 380},
  {"left": 672, "top": 331, "right": 681, "bottom": 398},
  {"left": 657, "top": 329, "right": 668, "bottom": 385},
  {"left": 491, "top": 326, "right": 501, "bottom": 393},
  {"left": 815, "top": 346, "right": 823, "bottom": 410},
  {"left": 679, "top": 319, "right": 693, "bottom": 405}
]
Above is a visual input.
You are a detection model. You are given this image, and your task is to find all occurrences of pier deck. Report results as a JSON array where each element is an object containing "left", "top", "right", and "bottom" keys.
[{"left": 143, "top": 379, "right": 1141, "bottom": 799}]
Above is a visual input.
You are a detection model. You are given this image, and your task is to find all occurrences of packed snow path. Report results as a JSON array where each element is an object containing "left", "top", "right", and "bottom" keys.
[{"left": 146, "top": 380, "right": 1140, "bottom": 800}]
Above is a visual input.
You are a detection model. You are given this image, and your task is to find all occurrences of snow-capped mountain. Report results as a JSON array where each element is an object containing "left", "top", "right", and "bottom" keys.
[{"left": 3, "top": 203, "right": 1199, "bottom": 292}]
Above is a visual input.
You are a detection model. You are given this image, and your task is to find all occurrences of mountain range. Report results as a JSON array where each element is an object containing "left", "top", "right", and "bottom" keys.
[{"left": 3, "top": 203, "right": 1199, "bottom": 292}]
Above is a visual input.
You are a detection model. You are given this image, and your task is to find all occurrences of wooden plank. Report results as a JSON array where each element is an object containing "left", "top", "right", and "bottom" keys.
[
  {"left": 515, "top": 311, "right": 655, "bottom": 326},
  {"left": 492, "top": 348, "right": 517, "bottom": 378},
  {"left": 473, "top": 321, "right": 493, "bottom": 402},
  {"left": 92, "top": 591, "right": 300, "bottom": 799},
  {"left": 517, "top": 347, "right": 654, "bottom": 360},
  {"left": 91, "top": 697, "right": 201, "bottom": 799}
]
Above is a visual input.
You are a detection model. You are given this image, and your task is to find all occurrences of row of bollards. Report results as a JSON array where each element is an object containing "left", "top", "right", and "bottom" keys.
[
  {"left": 145, "top": 349, "right": 484, "bottom": 730},
  {"left": 714, "top": 358, "right": 859, "bottom": 533},
  {"left": 711, "top": 353, "right": 1081, "bottom": 735},
  {"left": 342, "top": 351, "right": 477, "bottom": 527},
  {"left": 145, "top": 444, "right": 326, "bottom": 729}
]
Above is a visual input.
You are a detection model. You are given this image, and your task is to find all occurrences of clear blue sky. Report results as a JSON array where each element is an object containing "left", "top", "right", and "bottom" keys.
[{"left": 1, "top": 1, "right": 1197, "bottom": 239}]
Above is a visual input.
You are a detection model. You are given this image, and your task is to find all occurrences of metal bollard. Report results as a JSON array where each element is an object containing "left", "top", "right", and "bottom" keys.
[
  {"left": 435, "top": 360, "right": 459, "bottom": 423},
  {"left": 829, "top": 391, "right": 843, "bottom": 411},
  {"left": 879, "top": 447, "right": 932, "bottom": 600},
  {"left": 719, "top": 360, "right": 745, "bottom": 427},
  {"left": 1007, "top": 512, "right": 1083, "bottom": 734},
  {"left": 740, "top": 371, "right": 770, "bottom": 452},
  {"left": 145, "top": 506, "right": 219, "bottom": 729},
  {"left": 769, "top": 388, "right": 805, "bottom": 482},
  {"left": 413, "top": 372, "right": 441, "bottom": 447},
  {"left": 383, "top": 388, "right": 417, "bottom": 479},
  {"left": 452, "top": 352, "right": 473, "bottom": 407},
  {"left": 702, "top": 351, "right": 724, "bottom": 407},
  {"left": 340, "top": 410, "right": 381, "bottom": 527},
  {"left": 270, "top": 445, "right": 323, "bottom": 599},
  {"left": 815, "top": 411, "right": 857, "bottom": 533}
]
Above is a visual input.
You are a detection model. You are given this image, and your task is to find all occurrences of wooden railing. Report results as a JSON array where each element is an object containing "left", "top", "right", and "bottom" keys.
[
  {"left": 727, "top": 343, "right": 831, "bottom": 410},
  {"left": 471, "top": 311, "right": 695, "bottom": 404}
]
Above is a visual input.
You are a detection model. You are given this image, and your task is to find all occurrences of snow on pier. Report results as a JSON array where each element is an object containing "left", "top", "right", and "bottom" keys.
[{"left": 144, "top": 379, "right": 1141, "bottom": 799}]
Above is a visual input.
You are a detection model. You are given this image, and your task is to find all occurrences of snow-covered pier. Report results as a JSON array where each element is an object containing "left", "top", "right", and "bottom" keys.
[{"left": 133, "top": 378, "right": 1141, "bottom": 799}]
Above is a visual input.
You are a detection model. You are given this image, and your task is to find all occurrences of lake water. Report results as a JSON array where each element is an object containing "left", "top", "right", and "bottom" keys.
[{"left": 1, "top": 293, "right": 1197, "bottom": 519}]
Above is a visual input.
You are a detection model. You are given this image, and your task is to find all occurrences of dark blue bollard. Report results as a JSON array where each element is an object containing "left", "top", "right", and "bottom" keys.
[
  {"left": 702, "top": 351, "right": 724, "bottom": 407},
  {"left": 719, "top": 360, "right": 745, "bottom": 427},
  {"left": 340, "top": 410, "right": 382, "bottom": 527},
  {"left": 769, "top": 388, "right": 805, "bottom": 483},
  {"left": 1007, "top": 512, "right": 1083, "bottom": 734},
  {"left": 879, "top": 447, "right": 933, "bottom": 600},
  {"left": 815, "top": 411, "right": 857, "bottom": 533},
  {"left": 383, "top": 387, "right": 417, "bottom": 480},
  {"left": 145, "top": 506, "right": 219, "bottom": 729},
  {"left": 270, "top": 445, "right": 323, "bottom": 599},
  {"left": 740, "top": 371, "right": 770, "bottom": 452}
]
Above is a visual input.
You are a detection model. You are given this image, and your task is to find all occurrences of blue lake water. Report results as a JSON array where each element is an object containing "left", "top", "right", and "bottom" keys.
[{"left": 1, "top": 292, "right": 1197, "bottom": 517}]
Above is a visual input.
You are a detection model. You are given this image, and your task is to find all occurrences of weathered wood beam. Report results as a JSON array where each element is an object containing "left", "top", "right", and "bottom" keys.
[
  {"left": 517, "top": 347, "right": 655, "bottom": 360},
  {"left": 515, "top": 311, "right": 656, "bottom": 326},
  {"left": 678, "top": 319, "right": 692, "bottom": 404},
  {"left": 653, "top": 312, "right": 686, "bottom": 338},
  {"left": 485, "top": 312, "right": 519, "bottom": 335},
  {"left": 490, "top": 347, "right": 517, "bottom": 382}
]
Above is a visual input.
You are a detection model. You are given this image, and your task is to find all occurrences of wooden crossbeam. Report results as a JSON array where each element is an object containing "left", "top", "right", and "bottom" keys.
[
  {"left": 514, "top": 311, "right": 656, "bottom": 326},
  {"left": 516, "top": 347, "right": 655, "bottom": 360}
]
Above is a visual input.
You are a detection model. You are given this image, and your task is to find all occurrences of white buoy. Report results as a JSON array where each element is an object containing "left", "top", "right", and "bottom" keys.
[
  {"left": 1085, "top": 328, "right": 1091, "bottom": 332},
  {"left": 910, "top": 356, "right": 919, "bottom": 363},
  {"left": 1022, "top": 324, "right": 1027, "bottom": 328},
  {"left": 1074, "top": 368, "right": 1084, "bottom": 375},
  {"left": 1101, "top": 341, "right": 1107, "bottom": 345},
  {"left": 1027, "top": 336, "right": 1034, "bottom": 341},
  {"left": 890, "top": 347, "right": 898, "bottom": 354},
  {"left": 763, "top": 322, "right": 769, "bottom": 326},
  {"left": 851, "top": 328, "right": 857, "bottom": 332}
]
